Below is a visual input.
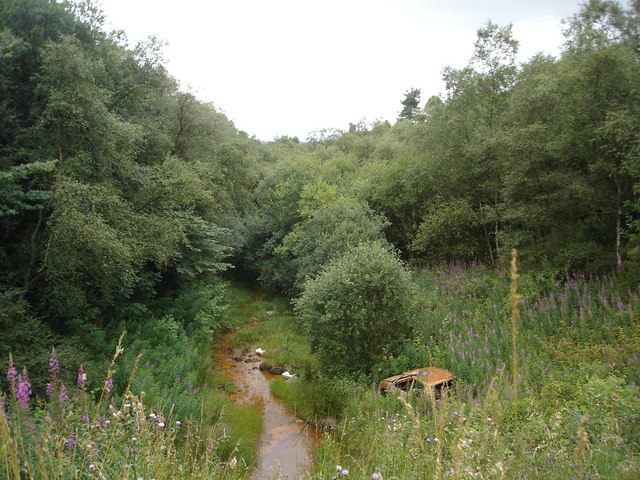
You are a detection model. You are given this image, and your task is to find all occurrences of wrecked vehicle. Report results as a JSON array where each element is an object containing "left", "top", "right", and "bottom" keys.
[{"left": 379, "top": 366, "right": 454, "bottom": 394}]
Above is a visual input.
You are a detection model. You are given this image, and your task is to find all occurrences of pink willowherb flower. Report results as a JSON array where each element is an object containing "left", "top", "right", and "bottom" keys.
[
  {"left": 49, "top": 347, "right": 60, "bottom": 377},
  {"left": 16, "top": 367, "right": 31, "bottom": 410},
  {"left": 59, "top": 383, "right": 69, "bottom": 404}
]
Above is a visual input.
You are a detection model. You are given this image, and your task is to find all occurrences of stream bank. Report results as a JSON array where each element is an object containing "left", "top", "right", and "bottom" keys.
[{"left": 213, "top": 284, "right": 321, "bottom": 479}]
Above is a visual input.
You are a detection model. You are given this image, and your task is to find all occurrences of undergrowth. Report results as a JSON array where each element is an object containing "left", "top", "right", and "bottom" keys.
[{"left": 310, "top": 258, "right": 640, "bottom": 479}]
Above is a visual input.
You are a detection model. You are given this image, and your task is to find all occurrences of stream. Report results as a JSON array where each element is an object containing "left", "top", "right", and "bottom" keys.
[{"left": 213, "top": 332, "right": 321, "bottom": 479}]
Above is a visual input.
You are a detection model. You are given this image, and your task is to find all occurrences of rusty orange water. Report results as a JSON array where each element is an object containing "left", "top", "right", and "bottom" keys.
[{"left": 214, "top": 332, "right": 321, "bottom": 479}]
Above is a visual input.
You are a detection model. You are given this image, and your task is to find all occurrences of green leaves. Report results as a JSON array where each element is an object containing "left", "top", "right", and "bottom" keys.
[
  {"left": 294, "top": 242, "right": 416, "bottom": 377},
  {"left": 0, "top": 160, "right": 56, "bottom": 217}
]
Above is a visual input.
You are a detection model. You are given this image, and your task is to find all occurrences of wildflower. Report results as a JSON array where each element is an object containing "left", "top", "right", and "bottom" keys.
[
  {"left": 49, "top": 347, "right": 60, "bottom": 377},
  {"left": 136, "top": 402, "right": 142, "bottom": 408},
  {"left": 342, "top": 469, "right": 349, "bottom": 476},
  {"left": 149, "top": 413, "right": 157, "bottom": 419},
  {"left": 336, "top": 466, "right": 343, "bottom": 472},
  {"left": 104, "top": 377, "right": 113, "bottom": 393},
  {"left": 59, "top": 383, "right": 69, "bottom": 404},
  {"left": 77, "top": 365, "right": 87, "bottom": 388},
  {"left": 65, "top": 436, "right": 76, "bottom": 447},
  {"left": 175, "top": 421, "right": 181, "bottom": 426},
  {"left": 372, "top": 474, "right": 382, "bottom": 480},
  {"left": 131, "top": 437, "right": 137, "bottom": 443},
  {"left": 105, "top": 420, "right": 110, "bottom": 426},
  {"left": 157, "top": 422, "right": 165, "bottom": 428},
  {"left": 486, "top": 417, "right": 492, "bottom": 422},
  {"left": 88, "top": 464, "right": 96, "bottom": 471},
  {"left": 16, "top": 367, "right": 31, "bottom": 410},
  {"left": 160, "top": 445, "right": 167, "bottom": 451}
]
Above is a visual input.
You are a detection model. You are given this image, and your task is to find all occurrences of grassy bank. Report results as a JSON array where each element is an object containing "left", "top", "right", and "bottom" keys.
[
  {"left": 0, "top": 281, "right": 266, "bottom": 480},
  {"left": 0, "top": 334, "right": 256, "bottom": 480}
]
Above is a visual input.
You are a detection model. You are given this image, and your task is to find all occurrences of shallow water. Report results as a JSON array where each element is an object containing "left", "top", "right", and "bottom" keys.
[{"left": 214, "top": 333, "right": 320, "bottom": 479}]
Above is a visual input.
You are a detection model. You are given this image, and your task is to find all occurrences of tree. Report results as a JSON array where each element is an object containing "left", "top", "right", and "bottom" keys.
[
  {"left": 398, "top": 88, "right": 421, "bottom": 120},
  {"left": 294, "top": 242, "right": 416, "bottom": 377},
  {"left": 275, "top": 182, "right": 388, "bottom": 291}
]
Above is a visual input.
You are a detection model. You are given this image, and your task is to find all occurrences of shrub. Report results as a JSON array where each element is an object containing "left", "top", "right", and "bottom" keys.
[{"left": 294, "top": 242, "right": 416, "bottom": 377}]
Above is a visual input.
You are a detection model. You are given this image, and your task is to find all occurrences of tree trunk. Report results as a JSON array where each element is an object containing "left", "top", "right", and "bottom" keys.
[{"left": 22, "top": 207, "right": 44, "bottom": 297}]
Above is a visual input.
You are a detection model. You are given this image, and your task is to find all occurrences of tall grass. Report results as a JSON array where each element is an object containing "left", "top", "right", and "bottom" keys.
[
  {"left": 0, "top": 336, "right": 257, "bottom": 479},
  {"left": 310, "top": 260, "right": 640, "bottom": 479}
]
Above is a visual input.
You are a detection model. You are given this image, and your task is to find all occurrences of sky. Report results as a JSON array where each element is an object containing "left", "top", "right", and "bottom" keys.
[{"left": 97, "top": 0, "right": 589, "bottom": 141}]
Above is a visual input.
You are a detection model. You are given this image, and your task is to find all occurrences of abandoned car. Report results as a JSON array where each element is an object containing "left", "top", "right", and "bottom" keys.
[{"left": 379, "top": 366, "right": 454, "bottom": 393}]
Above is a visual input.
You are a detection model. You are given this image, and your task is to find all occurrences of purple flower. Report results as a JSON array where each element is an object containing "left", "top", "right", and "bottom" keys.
[
  {"left": 372, "top": 474, "right": 382, "bottom": 480},
  {"left": 65, "top": 436, "right": 76, "bottom": 447},
  {"left": 49, "top": 347, "right": 60, "bottom": 377},
  {"left": 59, "top": 383, "right": 69, "bottom": 404},
  {"left": 104, "top": 376, "right": 113, "bottom": 393},
  {"left": 88, "top": 464, "right": 96, "bottom": 472},
  {"left": 342, "top": 470, "right": 349, "bottom": 476},
  {"left": 46, "top": 382, "right": 54, "bottom": 399},
  {"left": 16, "top": 367, "right": 31, "bottom": 410}
]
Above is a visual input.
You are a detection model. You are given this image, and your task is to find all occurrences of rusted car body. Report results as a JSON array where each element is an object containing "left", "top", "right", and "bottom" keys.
[{"left": 379, "top": 366, "right": 454, "bottom": 393}]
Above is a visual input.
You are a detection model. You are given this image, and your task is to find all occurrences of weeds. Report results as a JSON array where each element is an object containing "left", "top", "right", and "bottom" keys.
[
  {"left": 312, "top": 260, "right": 640, "bottom": 479},
  {"left": 0, "top": 339, "right": 253, "bottom": 480}
]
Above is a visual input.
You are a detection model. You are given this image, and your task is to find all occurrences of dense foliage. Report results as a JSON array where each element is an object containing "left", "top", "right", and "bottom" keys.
[
  {"left": 294, "top": 242, "right": 415, "bottom": 376},
  {"left": 0, "top": 0, "right": 260, "bottom": 398},
  {"left": 245, "top": 0, "right": 640, "bottom": 279},
  {"left": 1, "top": 0, "right": 640, "bottom": 478}
]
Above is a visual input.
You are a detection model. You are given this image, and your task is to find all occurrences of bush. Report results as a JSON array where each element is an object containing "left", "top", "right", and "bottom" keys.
[{"left": 294, "top": 242, "right": 416, "bottom": 377}]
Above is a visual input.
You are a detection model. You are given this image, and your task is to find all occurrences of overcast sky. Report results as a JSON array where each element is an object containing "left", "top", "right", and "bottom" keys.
[{"left": 98, "top": 0, "right": 590, "bottom": 140}]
